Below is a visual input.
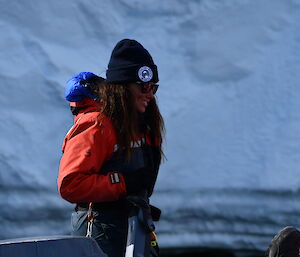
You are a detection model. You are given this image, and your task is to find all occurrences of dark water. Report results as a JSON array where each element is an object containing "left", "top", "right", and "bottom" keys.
[{"left": 160, "top": 247, "right": 265, "bottom": 257}]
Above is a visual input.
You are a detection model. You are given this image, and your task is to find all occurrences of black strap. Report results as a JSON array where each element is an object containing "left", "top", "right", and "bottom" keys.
[{"left": 76, "top": 200, "right": 131, "bottom": 212}]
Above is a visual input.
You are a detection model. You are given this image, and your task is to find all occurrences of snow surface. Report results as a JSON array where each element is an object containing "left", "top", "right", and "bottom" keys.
[{"left": 1, "top": 0, "right": 300, "bottom": 251}]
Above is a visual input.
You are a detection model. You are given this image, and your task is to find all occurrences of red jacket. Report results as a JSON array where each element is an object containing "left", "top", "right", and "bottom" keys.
[
  {"left": 58, "top": 98, "right": 127, "bottom": 203},
  {"left": 58, "top": 98, "right": 161, "bottom": 204}
]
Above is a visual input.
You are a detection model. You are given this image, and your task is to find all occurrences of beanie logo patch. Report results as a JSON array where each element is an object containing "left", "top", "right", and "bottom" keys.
[{"left": 138, "top": 66, "right": 153, "bottom": 82}]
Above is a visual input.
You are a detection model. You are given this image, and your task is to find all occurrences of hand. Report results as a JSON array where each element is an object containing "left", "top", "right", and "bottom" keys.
[{"left": 123, "top": 168, "right": 155, "bottom": 195}]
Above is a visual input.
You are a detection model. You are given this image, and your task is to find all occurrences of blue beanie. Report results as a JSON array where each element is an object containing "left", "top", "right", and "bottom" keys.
[{"left": 65, "top": 72, "right": 98, "bottom": 102}]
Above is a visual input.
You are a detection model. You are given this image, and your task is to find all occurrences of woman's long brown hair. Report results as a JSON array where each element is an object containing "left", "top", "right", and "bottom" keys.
[{"left": 93, "top": 82, "right": 165, "bottom": 160}]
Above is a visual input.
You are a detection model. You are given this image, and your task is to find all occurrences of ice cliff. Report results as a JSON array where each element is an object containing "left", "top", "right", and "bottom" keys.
[{"left": 1, "top": 0, "right": 300, "bottom": 251}]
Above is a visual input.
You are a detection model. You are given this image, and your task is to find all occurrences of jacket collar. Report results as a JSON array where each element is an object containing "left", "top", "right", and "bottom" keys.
[{"left": 70, "top": 97, "right": 101, "bottom": 123}]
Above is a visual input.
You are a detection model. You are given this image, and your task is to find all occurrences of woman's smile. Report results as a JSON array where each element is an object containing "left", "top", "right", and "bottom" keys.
[{"left": 129, "top": 83, "right": 154, "bottom": 113}]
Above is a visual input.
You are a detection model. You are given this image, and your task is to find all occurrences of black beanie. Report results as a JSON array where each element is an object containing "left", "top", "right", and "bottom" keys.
[{"left": 106, "top": 39, "right": 159, "bottom": 84}]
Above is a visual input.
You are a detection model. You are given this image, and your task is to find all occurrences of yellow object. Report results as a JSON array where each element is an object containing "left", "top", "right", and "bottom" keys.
[{"left": 151, "top": 232, "right": 158, "bottom": 246}]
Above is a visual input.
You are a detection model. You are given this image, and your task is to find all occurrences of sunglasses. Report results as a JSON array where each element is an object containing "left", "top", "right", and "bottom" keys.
[{"left": 136, "top": 82, "right": 159, "bottom": 95}]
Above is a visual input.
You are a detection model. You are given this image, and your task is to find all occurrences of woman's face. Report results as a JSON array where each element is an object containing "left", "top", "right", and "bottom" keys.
[{"left": 129, "top": 83, "right": 155, "bottom": 113}]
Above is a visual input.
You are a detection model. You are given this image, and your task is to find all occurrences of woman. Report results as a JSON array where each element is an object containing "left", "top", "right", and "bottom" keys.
[{"left": 58, "top": 39, "right": 164, "bottom": 257}]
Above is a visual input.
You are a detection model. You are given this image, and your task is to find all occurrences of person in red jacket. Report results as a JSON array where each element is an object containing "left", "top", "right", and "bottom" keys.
[{"left": 58, "top": 39, "right": 164, "bottom": 257}]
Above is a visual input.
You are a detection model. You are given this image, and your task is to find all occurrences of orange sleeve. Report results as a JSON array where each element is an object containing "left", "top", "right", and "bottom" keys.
[{"left": 57, "top": 114, "right": 127, "bottom": 203}]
